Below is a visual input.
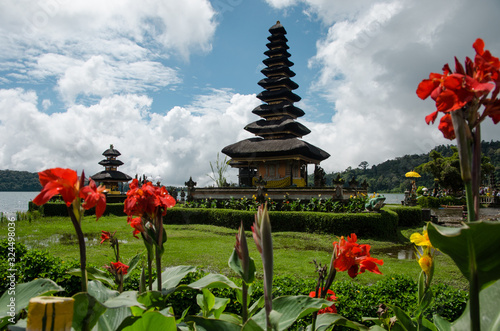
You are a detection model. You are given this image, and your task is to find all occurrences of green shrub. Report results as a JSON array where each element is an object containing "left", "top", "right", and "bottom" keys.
[
  {"left": 386, "top": 206, "right": 423, "bottom": 227},
  {"left": 40, "top": 202, "right": 125, "bottom": 216},
  {"left": 165, "top": 208, "right": 399, "bottom": 239},
  {"left": 417, "top": 196, "right": 442, "bottom": 208},
  {"left": 18, "top": 249, "right": 81, "bottom": 296}
]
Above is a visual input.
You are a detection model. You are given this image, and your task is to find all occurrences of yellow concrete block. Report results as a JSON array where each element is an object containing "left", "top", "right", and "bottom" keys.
[{"left": 27, "top": 296, "right": 74, "bottom": 331}]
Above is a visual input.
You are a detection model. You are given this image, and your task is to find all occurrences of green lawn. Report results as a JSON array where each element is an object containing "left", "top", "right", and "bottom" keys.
[{"left": 0, "top": 214, "right": 468, "bottom": 290}]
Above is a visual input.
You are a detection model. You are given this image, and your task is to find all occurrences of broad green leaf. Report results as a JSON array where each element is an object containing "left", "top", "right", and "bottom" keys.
[
  {"left": 198, "top": 288, "right": 215, "bottom": 317},
  {"left": 124, "top": 253, "right": 143, "bottom": 281},
  {"left": 314, "top": 313, "right": 372, "bottom": 330},
  {"left": 242, "top": 318, "right": 265, "bottom": 331},
  {"left": 137, "top": 291, "right": 167, "bottom": 310},
  {"left": 228, "top": 248, "right": 256, "bottom": 284},
  {"left": 433, "top": 278, "right": 500, "bottom": 331},
  {"left": 184, "top": 315, "right": 242, "bottom": 331},
  {"left": 104, "top": 291, "right": 144, "bottom": 310},
  {"left": 183, "top": 273, "right": 240, "bottom": 290},
  {"left": 212, "top": 296, "right": 230, "bottom": 319},
  {"left": 388, "top": 305, "right": 416, "bottom": 331},
  {"left": 250, "top": 295, "right": 331, "bottom": 331},
  {"left": 97, "top": 306, "right": 131, "bottom": 331},
  {"left": 72, "top": 292, "right": 107, "bottom": 331},
  {"left": 248, "top": 295, "right": 265, "bottom": 318},
  {"left": 68, "top": 267, "right": 116, "bottom": 287},
  {"left": 0, "top": 278, "right": 63, "bottom": 318},
  {"left": 88, "top": 280, "right": 118, "bottom": 304},
  {"left": 427, "top": 221, "right": 500, "bottom": 289},
  {"left": 120, "top": 311, "right": 176, "bottom": 331},
  {"left": 151, "top": 265, "right": 196, "bottom": 291}
]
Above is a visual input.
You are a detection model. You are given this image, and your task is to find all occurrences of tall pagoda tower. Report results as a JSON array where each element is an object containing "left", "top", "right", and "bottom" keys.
[
  {"left": 222, "top": 21, "right": 330, "bottom": 188},
  {"left": 91, "top": 144, "right": 132, "bottom": 193}
]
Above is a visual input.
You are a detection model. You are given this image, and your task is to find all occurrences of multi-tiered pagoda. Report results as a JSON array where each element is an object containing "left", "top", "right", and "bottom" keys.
[
  {"left": 222, "top": 21, "right": 329, "bottom": 188},
  {"left": 91, "top": 144, "right": 132, "bottom": 193}
]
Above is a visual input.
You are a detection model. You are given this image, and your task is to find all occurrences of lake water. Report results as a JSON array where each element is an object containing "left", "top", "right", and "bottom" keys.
[{"left": 0, "top": 192, "right": 38, "bottom": 213}]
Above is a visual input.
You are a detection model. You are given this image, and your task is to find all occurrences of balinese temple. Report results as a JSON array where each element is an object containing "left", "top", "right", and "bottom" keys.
[
  {"left": 91, "top": 144, "right": 132, "bottom": 194},
  {"left": 222, "top": 21, "right": 330, "bottom": 188}
]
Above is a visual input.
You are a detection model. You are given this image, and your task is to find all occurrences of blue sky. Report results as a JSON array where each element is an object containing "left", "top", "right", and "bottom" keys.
[{"left": 1, "top": 0, "right": 500, "bottom": 186}]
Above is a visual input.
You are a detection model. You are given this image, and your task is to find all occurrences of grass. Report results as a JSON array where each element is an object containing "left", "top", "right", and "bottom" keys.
[{"left": 0, "top": 214, "right": 468, "bottom": 290}]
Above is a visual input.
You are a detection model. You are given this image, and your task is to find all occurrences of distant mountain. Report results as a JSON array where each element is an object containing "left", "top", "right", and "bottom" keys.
[
  {"left": 0, "top": 170, "right": 42, "bottom": 191},
  {"left": 316, "top": 140, "right": 500, "bottom": 193}
]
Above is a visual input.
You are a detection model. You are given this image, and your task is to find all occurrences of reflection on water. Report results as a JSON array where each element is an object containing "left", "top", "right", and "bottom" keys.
[{"left": 23, "top": 232, "right": 129, "bottom": 249}]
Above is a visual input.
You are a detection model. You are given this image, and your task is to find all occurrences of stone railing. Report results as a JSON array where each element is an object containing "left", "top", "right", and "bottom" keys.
[{"left": 180, "top": 177, "right": 368, "bottom": 203}]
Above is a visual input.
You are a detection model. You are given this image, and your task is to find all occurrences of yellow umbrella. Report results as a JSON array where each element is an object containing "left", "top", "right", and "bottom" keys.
[{"left": 405, "top": 171, "right": 421, "bottom": 178}]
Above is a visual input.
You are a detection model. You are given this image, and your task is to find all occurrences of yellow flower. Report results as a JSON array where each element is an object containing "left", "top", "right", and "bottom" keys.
[
  {"left": 418, "top": 254, "right": 433, "bottom": 276},
  {"left": 410, "top": 230, "right": 432, "bottom": 247}
]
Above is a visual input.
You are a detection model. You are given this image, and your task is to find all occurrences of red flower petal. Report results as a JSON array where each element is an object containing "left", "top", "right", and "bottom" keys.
[
  {"left": 438, "top": 114, "right": 455, "bottom": 140},
  {"left": 33, "top": 168, "right": 78, "bottom": 207}
]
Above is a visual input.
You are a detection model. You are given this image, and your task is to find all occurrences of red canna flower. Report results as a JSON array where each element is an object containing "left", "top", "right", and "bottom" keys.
[
  {"left": 418, "top": 38, "right": 500, "bottom": 139},
  {"left": 33, "top": 168, "right": 106, "bottom": 219},
  {"left": 128, "top": 217, "right": 144, "bottom": 238},
  {"left": 33, "top": 168, "right": 79, "bottom": 206},
  {"left": 100, "top": 230, "right": 111, "bottom": 244},
  {"left": 124, "top": 179, "right": 176, "bottom": 218},
  {"left": 105, "top": 261, "right": 129, "bottom": 276},
  {"left": 80, "top": 178, "right": 107, "bottom": 220},
  {"left": 333, "top": 233, "right": 383, "bottom": 279},
  {"left": 110, "top": 261, "right": 129, "bottom": 275}
]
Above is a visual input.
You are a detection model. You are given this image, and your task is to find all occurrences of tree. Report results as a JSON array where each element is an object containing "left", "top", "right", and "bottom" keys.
[
  {"left": 358, "top": 161, "right": 369, "bottom": 172},
  {"left": 207, "top": 153, "right": 230, "bottom": 187}
]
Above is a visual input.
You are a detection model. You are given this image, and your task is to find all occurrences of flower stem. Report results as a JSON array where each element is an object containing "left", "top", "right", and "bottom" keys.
[
  {"left": 464, "top": 181, "right": 476, "bottom": 223},
  {"left": 156, "top": 245, "right": 162, "bottom": 291},
  {"left": 467, "top": 237, "right": 480, "bottom": 331},
  {"left": 241, "top": 282, "right": 248, "bottom": 323},
  {"left": 68, "top": 206, "right": 87, "bottom": 292}
]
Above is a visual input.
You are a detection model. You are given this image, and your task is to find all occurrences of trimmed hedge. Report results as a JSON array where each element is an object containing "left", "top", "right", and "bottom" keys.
[
  {"left": 165, "top": 207, "right": 399, "bottom": 239},
  {"left": 31, "top": 201, "right": 126, "bottom": 217},
  {"left": 386, "top": 206, "right": 423, "bottom": 227}
]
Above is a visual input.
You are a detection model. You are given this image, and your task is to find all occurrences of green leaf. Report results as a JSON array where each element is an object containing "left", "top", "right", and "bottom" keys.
[
  {"left": 228, "top": 248, "right": 256, "bottom": 284},
  {"left": 242, "top": 318, "right": 265, "bottom": 331},
  {"left": 72, "top": 292, "right": 107, "bottom": 331},
  {"left": 248, "top": 295, "right": 265, "bottom": 318},
  {"left": 433, "top": 278, "right": 500, "bottom": 331},
  {"left": 124, "top": 253, "right": 143, "bottom": 281},
  {"left": 97, "top": 306, "right": 132, "bottom": 331},
  {"left": 250, "top": 295, "right": 331, "bottom": 331},
  {"left": 120, "top": 311, "right": 176, "bottom": 331},
  {"left": 88, "top": 280, "right": 119, "bottom": 304},
  {"left": 137, "top": 291, "right": 167, "bottom": 310},
  {"left": 183, "top": 273, "right": 240, "bottom": 290},
  {"left": 184, "top": 315, "right": 243, "bottom": 331},
  {"left": 315, "top": 313, "right": 372, "bottom": 330},
  {"left": 104, "top": 291, "right": 145, "bottom": 310},
  {"left": 388, "top": 305, "right": 416, "bottom": 331},
  {"left": 68, "top": 267, "right": 116, "bottom": 287},
  {"left": 212, "top": 296, "right": 230, "bottom": 319},
  {"left": 198, "top": 288, "right": 215, "bottom": 317},
  {"left": 151, "top": 265, "right": 196, "bottom": 291},
  {"left": 0, "top": 278, "right": 63, "bottom": 318},
  {"left": 427, "top": 221, "right": 500, "bottom": 289}
]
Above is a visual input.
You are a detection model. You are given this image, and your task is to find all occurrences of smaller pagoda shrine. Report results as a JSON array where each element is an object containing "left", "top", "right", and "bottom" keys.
[
  {"left": 91, "top": 144, "right": 132, "bottom": 194},
  {"left": 222, "top": 21, "right": 330, "bottom": 188}
]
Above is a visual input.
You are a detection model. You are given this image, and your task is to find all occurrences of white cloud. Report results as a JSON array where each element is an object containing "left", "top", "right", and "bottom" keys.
[
  {"left": 269, "top": 0, "right": 500, "bottom": 172},
  {"left": 0, "top": 0, "right": 217, "bottom": 104},
  {"left": 0, "top": 88, "right": 258, "bottom": 187}
]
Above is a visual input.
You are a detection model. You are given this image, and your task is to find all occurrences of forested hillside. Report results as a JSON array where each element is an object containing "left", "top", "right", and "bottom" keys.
[
  {"left": 319, "top": 140, "right": 500, "bottom": 193},
  {"left": 0, "top": 170, "right": 42, "bottom": 191}
]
